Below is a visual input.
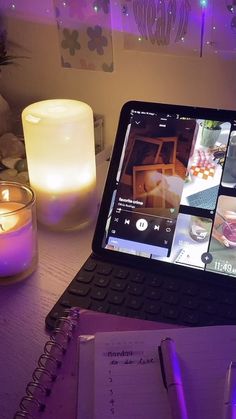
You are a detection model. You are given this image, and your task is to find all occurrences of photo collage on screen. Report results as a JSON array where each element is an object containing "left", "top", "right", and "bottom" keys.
[
  {"left": 158, "top": 119, "right": 233, "bottom": 271},
  {"left": 205, "top": 129, "right": 236, "bottom": 277},
  {"left": 104, "top": 109, "right": 236, "bottom": 276}
]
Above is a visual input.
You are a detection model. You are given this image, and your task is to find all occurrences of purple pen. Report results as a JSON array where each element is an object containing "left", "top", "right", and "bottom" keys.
[
  {"left": 223, "top": 361, "right": 236, "bottom": 419},
  {"left": 159, "top": 337, "right": 189, "bottom": 419}
]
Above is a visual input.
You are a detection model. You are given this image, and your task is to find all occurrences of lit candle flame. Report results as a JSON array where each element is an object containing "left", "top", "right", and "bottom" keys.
[
  {"left": 2, "top": 189, "right": 10, "bottom": 201},
  {"left": 0, "top": 208, "right": 19, "bottom": 233}
]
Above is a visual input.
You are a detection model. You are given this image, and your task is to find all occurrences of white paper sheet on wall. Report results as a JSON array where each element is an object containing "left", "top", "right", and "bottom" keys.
[
  {"left": 121, "top": 0, "right": 204, "bottom": 56},
  {"left": 121, "top": 0, "right": 236, "bottom": 58}
]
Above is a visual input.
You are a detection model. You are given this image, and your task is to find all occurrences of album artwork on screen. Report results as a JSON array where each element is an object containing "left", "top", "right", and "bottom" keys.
[{"left": 103, "top": 109, "right": 236, "bottom": 278}]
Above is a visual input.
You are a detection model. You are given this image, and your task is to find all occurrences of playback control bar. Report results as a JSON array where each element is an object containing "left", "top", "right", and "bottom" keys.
[{"left": 108, "top": 210, "right": 176, "bottom": 255}]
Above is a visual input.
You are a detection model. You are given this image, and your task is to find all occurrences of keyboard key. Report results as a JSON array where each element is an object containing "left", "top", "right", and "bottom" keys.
[
  {"left": 108, "top": 292, "right": 125, "bottom": 305},
  {"left": 201, "top": 302, "right": 218, "bottom": 315},
  {"left": 164, "top": 279, "right": 180, "bottom": 292},
  {"left": 144, "top": 301, "right": 161, "bottom": 315},
  {"left": 182, "top": 310, "right": 200, "bottom": 325},
  {"left": 163, "top": 292, "right": 179, "bottom": 305},
  {"left": 94, "top": 276, "right": 110, "bottom": 288},
  {"left": 75, "top": 272, "right": 93, "bottom": 284},
  {"left": 90, "top": 288, "right": 107, "bottom": 301},
  {"left": 182, "top": 296, "right": 199, "bottom": 310},
  {"left": 220, "top": 306, "right": 236, "bottom": 320},
  {"left": 201, "top": 288, "right": 217, "bottom": 301},
  {"left": 182, "top": 283, "right": 199, "bottom": 296},
  {"left": 83, "top": 260, "right": 97, "bottom": 271},
  {"left": 147, "top": 275, "right": 162, "bottom": 287},
  {"left": 113, "top": 268, "right": 129, "bottom": 279},
  {"left": 126, "top": 296, "right": 143, "bottom": 310},
  {"left": 97, "top": 264, "right": 113, "bottom": 275},
  {"left": 131, "top": 272, "right": 145, "bottom": 283},
  {"left": 162, "top": 306, "right": 179, "bottom": 320},
  {"left": 69, "top": 284, "right": 90, "bottom": 297},
  {"left": 127, "top": 283, "right": 144, "bottom": 296},
  {"left": 219, "top": 292, "right": 236, "bottom": 305},
  {"left": 145, "top": 288, "right": 161, "bottom": 300},
  {"left": 111, "top": 279, "right": 127, "bottom": 292}
]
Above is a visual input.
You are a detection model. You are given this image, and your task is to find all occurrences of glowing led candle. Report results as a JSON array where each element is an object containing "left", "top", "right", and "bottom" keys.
[
  {"left": 0, "top": 182, "right": 37, "bottom": 282},
  {"left": 22, "top": 99, "right": 97, "bottom": 230}
]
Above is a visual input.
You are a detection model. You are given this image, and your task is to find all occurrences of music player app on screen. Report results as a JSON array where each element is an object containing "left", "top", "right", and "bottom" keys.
[{"left": 103, "top": 108, "right": 236, "bottom": 278}]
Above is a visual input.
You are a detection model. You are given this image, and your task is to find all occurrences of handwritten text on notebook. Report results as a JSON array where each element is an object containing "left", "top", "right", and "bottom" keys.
[{"left": 93, "top": 327, "right": 236, "bottom": 419}]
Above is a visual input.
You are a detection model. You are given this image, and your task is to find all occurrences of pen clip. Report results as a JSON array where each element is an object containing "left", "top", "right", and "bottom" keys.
[{"left": 158, "top": 345, "right": 167, "bottom": 389}]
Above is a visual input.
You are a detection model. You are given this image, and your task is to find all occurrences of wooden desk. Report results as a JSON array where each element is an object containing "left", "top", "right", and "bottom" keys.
[
  {"left": 0, "top": 154, "right": 175, "bottom": 418},
  {"left": 0, "top": 157, "right": 108, "bottom": 419}
]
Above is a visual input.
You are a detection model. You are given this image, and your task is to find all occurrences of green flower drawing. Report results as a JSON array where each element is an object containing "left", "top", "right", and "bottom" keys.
[
  {"left": 61, "top": 28, "right": 81, "bottom": 56},
  {"left": 87, "top": 25, "right": 108, "bottom": 55}
]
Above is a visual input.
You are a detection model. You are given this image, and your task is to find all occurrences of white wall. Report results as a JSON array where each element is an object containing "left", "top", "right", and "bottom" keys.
[{"left": 1, "top": 1, "right": 236, "bottom": 146}]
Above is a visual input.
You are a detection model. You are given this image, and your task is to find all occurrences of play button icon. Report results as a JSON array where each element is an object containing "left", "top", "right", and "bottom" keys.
[
  {"left": 136, "top": 218, "right": 148, "bottom": 231},
  {"left": 201, "top": 252, "right": 213, "bottom": 264}
]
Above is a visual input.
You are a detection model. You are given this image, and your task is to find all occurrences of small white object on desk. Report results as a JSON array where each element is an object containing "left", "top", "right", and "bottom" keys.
[
  {"left": 0, "top": 181, "right": 37, "bottom": 282},
  {"left": 22, "top": 99, "right": 97, "bottom": 231}
]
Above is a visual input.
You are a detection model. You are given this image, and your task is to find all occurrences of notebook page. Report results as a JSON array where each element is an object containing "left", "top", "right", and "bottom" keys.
[{"left": 94, "top": 325, "right": 236, "bottom": 419}]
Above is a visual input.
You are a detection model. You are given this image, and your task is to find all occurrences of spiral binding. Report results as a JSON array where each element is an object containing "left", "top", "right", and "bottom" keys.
[{"left": 14, "top": 307, "right": 80, "bottom": 419}]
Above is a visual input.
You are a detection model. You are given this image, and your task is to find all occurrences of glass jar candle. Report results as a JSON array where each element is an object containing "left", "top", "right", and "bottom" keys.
[{"left": 0, "top": 181, "right": 37, "bottom": 284}]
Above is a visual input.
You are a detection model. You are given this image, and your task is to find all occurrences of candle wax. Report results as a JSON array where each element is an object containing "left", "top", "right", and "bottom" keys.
[
  {"left": 33, "top": 181, "right": 97, "bottom": 230},
  {"left": 0, "top": 202, "right": 35, "bottom": 277}
]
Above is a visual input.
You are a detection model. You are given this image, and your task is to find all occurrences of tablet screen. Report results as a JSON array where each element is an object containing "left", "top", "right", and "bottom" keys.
[{"left": 97, "top": 102, "right": 236, "bottom": 278}]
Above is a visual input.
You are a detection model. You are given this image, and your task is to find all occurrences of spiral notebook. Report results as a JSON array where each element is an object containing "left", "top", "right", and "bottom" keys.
[
  {"left": 14, "top": 308, "right": 236, "bottom": 419},
  {"left": 14, "top": 308, "right": 170, "bottom": 419}
]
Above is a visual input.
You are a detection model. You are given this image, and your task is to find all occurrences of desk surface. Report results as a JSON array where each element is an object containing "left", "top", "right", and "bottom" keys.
[
  {"left": 0, "top": 154, "right": 174, "bottom": 419},
  {"left": 0, "top": 158, "right": 108, "bottom": 419}
]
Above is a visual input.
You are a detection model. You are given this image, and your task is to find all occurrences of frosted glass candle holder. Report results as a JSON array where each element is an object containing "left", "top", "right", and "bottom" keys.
[
  {"left": 22, "top": 99, "right": 97, "bottom": 231},
  {"left": 0, "top": 181, "right": 37, "bottom": 284}
]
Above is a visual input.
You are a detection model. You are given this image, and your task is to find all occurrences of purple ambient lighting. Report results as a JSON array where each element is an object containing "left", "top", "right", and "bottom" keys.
[{"left": 0, "top": 0, "right": 235, "bottom": 58}]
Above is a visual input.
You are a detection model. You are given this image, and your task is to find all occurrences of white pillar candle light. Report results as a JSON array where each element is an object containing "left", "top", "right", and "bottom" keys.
[
  {"left": 22, "top": 99, "right": 97, "bottom": 230},
  {"left": 0, "top": 182, "right": 37, "bottom": 283}
]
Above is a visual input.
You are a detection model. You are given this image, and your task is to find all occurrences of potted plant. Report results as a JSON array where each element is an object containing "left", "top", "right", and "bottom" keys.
[
  {"left": 200, "top": 120, "right": 223, "bottom": 148},
  {"left": 0, "top": 28, "right": 13, "bottom": 135}
]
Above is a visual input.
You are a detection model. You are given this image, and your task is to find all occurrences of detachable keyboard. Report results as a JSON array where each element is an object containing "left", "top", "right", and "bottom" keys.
[{"left": 46, "top": 254, "right": 236, "bottom": 330}]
